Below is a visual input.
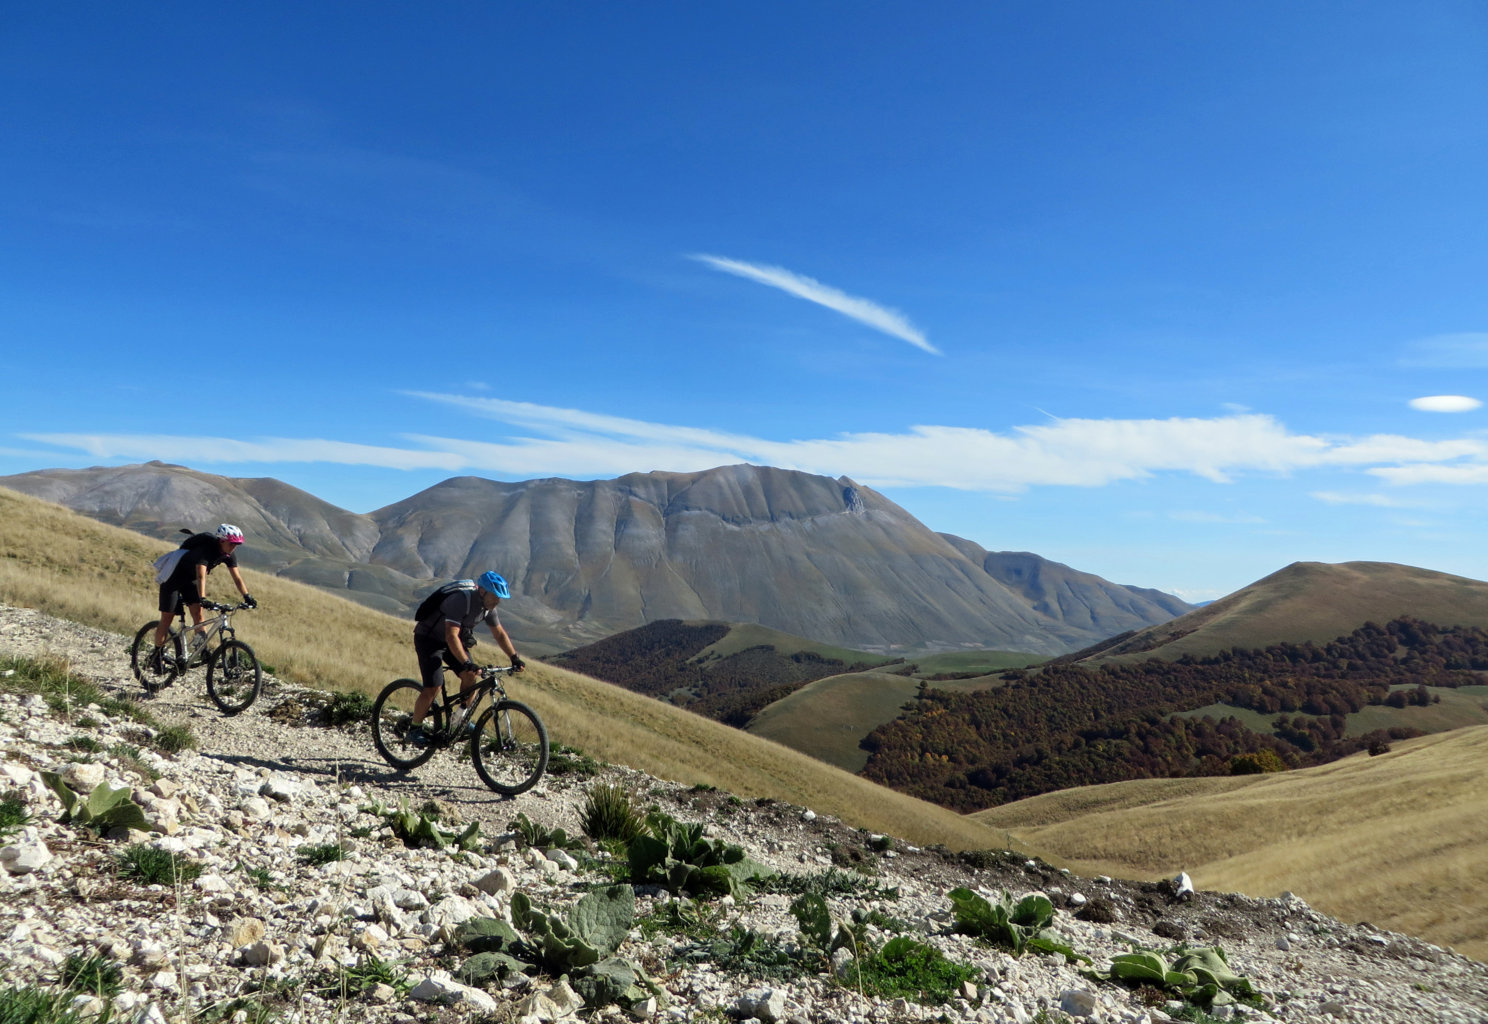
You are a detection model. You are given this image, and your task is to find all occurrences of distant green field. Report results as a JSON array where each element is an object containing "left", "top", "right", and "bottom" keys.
[
  {"left": 693, "top": 622, "right": 898, "bottom": 666},
  {"left": 1174, "top": 685, "right": 1488, "bottom": 740},
  {"left": 748, "top": 671, "right": 919, "bottom": 772},
  {"left": 908, "top": 650, "right": 1044, "bottom": 675}
]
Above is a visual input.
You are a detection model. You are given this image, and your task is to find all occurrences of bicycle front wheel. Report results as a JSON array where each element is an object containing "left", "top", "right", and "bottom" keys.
[
  {"left": 130, "top": 622, "right": 182, "bottom": 693},
  {"left": 471, "top": 700, "right": 549, "bottom": 796},
  {"left": 206, "top": 639, "right": 262, "bottom": 714},
  {"left": 372, "top": 678, "right": 443, "bottom": 770}
]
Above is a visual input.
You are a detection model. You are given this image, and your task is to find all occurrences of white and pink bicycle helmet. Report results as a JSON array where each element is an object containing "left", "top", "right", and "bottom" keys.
[{"left": 215, "top": 523, "right": 245, "bottom": 544}]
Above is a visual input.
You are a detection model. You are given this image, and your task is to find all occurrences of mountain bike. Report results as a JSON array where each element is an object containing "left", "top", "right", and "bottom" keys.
[
  {"left": 371, "top": 664, "right": 549, "bottom": 796},
  {"left": 129, "top": 600, "right": 263, "bottom": 714}
]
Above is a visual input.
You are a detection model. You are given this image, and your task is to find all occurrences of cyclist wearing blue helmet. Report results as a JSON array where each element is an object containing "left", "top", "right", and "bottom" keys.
[{"left": 407, "top": 570, "right": 525, "bottom": 742}]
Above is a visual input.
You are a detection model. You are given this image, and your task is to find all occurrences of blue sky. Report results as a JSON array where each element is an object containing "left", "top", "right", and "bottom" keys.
[{"left": 3, "top": 3, "right": 1487, "bottom": 602}]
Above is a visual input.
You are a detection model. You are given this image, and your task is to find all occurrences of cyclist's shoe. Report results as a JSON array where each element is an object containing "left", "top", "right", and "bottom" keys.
[{"left": 404, "top": 724, "right": 433, "bottom": 748}]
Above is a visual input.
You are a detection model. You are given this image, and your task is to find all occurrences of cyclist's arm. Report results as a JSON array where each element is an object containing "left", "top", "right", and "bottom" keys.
[
  {"left": 488, "top": 621, "right": 521, "bottom": 665},
  {"left": 226, "top": 565, "right": 249, "bottom": 598},
  {"left": 195, "top": 562, "right": 209, "bottom": 604},
  {"left": 444, "top": 621, "right": 476, "bottom": 671}
]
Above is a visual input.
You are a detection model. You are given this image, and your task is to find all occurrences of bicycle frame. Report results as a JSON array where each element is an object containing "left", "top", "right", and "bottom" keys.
[
  {"left": 428, "top": 664, "right": 515, "bottom": 740},
  {"left": 169, "top": 601, "right": 241, "bottom": 667}
]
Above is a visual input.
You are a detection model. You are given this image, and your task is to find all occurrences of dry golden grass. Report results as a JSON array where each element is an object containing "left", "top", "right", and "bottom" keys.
[
  {"left": 972, "top": 727, "right": 1488, "bottom": 960},
  {"left": 0, "top": 486, "right": 1024, "bottom": 855}
]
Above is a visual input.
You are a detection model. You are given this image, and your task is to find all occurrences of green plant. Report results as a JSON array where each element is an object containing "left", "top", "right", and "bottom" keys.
[
  {"left": 947, "top": 887, "right": 1089, "bottom": 962},
  {"left": 0, "top": 984, "right": 95, "bottom": 1024},
  {"left": 509, "top": 811, "right": 582, "bottom": 852},
  {"left": 238, "top": 862, "right": 282, "bottom": 890},
  {"left": 117, "top": 843, "right": 203, "bottom": 885},
  {"left": 759, "top": 867, "right": 900, "bottom": 901},
  {"left": 456, "top": 885, "right": 658, "bottom": 1008},
  {"left": 580, "top": 783, "right": 646, "bottom": 843},
  {"left": 627, "top": 811, "right": 773, "bottom": 898},
  {"left": 152, "top": 724, "right": 196, "bottom": 754},
  {"left": 195, "top": 996, "right": 279, "bottom": 1024},
  {"left": 0, "top": 794, "right": 32, "bottom": 841},
  {"left": 0, "top": 655, "right": 149, "bottom": 725},
  {"left": 364, "top": 798, "right": 480, "bottom": 851},
  {"left": 311, "top": 954, "right": 409, "bottom": 999},
  {"left": 40, "top": 772, "right": 151, "bottom": 834},
  {"left": 297, "top": 842, "right": 347, "bottom": 866},
  {"left": 544, "top": 744, "right": 601, "bottom": 778},
  {"left": 58, "top": 952, "right": 124, "bottom": 998},
  {"left": 73, "top": 716, "right": 101, "bottom": 730},
  {"left": 1086, "top": 945, "right": 1259, "bottom": 1010},
  {"left": 323, "top": 690, "right": 374, "bottom": 727},
  {"left": 65, "top": 735, "right": 104, "bottom": 753}
]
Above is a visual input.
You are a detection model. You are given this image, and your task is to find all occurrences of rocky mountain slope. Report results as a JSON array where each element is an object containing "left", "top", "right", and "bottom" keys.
[
  {"left": 0, "top": 463, "right": 1191, "bottom": 656},
  {"left": 2, "top": 604, "right": 1486, "bottom": 1023}
]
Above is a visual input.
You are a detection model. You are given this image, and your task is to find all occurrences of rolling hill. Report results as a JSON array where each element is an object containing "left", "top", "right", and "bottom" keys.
[
  {"left": 1073, "top": 560, "right": 1488, "bottom": 664},
  {"left": 972, "top": 726, "right": 1488, "bottom": 961},
  {"left": 0, "top": 462, "right": 1192, "bottom": 656}
]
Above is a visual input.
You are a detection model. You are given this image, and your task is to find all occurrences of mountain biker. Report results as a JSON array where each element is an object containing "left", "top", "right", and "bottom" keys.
[
  {"left": 407, "top": 570, "right": 525, "bottom": 743},
  {"left": 151, "top": 523, "right": 257, "bottom": 666}
]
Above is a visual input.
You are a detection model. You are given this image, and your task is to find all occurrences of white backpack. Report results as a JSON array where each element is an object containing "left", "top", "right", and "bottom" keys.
[{"left": 152, "top": 548, "right": 188, "bottom": 583}]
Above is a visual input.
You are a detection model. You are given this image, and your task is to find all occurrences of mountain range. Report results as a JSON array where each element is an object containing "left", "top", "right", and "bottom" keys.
[{"left": 0, "top": 461, "right": 1191, "bottom": 656}]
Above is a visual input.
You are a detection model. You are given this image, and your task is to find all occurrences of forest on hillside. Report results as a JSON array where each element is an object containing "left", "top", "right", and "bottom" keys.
[
  {"left": 550, "top": 619, "right": 887, "bottom": 725},
  {"left": 861, "top": 618, "right": 1488, "bottom": 812}
]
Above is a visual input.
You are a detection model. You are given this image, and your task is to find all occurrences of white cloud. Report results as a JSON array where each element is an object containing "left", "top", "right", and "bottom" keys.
[
  {"left": 1408, "top": 395, "right": 1482, "bottom": 413},
  {"left": 18, "top": 434, "right": 464, "bottom": 471},
  {"left": 690, "top": 254, "right": 940, "bottom": 355},
  {"left": 1400, "top": 332, "right": 1488, "bottom": 369},
  {"left": 1310, "top": 491, "right": 1421, "bottom": 508},
  {"left": 22, "top": 403, "right": 1488, "bottom": 494}
]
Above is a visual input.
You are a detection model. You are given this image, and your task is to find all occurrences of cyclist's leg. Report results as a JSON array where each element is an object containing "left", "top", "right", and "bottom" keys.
[
  {"left": 410, "top": 638, "right": 450, "bottom": 723},
  {"left": 154, "top": 585, "right": 181, "bottom": 648}
]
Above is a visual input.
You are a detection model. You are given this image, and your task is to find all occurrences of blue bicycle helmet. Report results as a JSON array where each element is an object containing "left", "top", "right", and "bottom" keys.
[{"left": 477, "top": 571, "right": 511, "bottom": 599}]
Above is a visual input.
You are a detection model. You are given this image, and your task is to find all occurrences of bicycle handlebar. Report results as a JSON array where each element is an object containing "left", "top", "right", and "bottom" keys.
[{"left": 197, "top": 600, "right": 255, "bottom": 613}]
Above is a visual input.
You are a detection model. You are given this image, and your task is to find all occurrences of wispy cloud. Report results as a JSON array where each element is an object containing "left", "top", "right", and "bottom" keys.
[
  {"left": 1400, "top": 332, "right": 1488, "bottom": 369},
  {"left": 1408, "top": 394, "right": 1482, "bottom": 413},
  {"left": 690, "top": 254, "right": 940, "bottom": 355},
  {"left": 22, "top": 401, "right": 1488, "bottom": 494},
  {"left": 1310, "top": 491, "right": 1422, "bottom": 508},
  {"left": 17, "top": 434, "right": 463, "bottom": 471}
]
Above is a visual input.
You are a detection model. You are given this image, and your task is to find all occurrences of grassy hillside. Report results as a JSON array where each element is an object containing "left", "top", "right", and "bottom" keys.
[
  {"left": 0, "top": 485, "right": 1020, "bottom": 854},
  {"left": 972, "top": 726, "right": 1488, "bottom": 961},
  {"left": 1088, "top": 560, "right": 1488, "bottom": 664}
]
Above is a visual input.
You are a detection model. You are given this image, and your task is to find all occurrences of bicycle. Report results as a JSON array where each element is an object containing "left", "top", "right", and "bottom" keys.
[
  {"left": 128, "top": 600, "right": 263, "bottom": 714},
  {"left": 371, "top": 664, "right": 549, "bottom": 796}
]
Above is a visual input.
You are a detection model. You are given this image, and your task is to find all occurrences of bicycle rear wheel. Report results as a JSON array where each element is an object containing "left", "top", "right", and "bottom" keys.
[
  {"left": 130, "top": 622, "right": 182, "bottom": 693},
  {"left": 206, "top": 639, "right": 262, "bottom": 714},
  {"left": 372, "top": 678, "right": 444, "bottom": 770},
  {"left": 471, "top": 700, "right": 548, "bottom": 796}
]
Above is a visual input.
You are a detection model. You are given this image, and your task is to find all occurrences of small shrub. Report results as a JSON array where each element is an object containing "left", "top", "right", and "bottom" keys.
[
  {"left": 1228, "top": 749, "right": 1285, "bottom": 775},
  {"left": 948, "top": 887, "right": 1089, "bottom": 962},
  {"left": 117, "top": 844, "right": 203, "bottom": 886},
  {"left": 509, "top": 811, "right": 583, "bottom": 852},
  {"left": 545, "top": 744, "right": 601, "bottom": 778},
  {"left": 297, "top": 842, "right": 347, "bottom": 866},
  {"left": 312, "top": 954, "right": 408, "bottom": 999},
  {"left": 0, "top": 985, "right": 91, "bottom": 1024},
  {"left": 65, "top": 735, "right": 104, "bottom": 753},
  {"left": 59, "top": 952, "right": 124, "bottom": 997},
  {"left": 40, "top": 773, "right": 150, "bottom": 834},
  {"left": 323, "top": 691, "right": 374, "bottom": 727},
  {"left": 581, "top": 783, "right": 645, "bottom": 843},
  {"left": 0, "top": 794, "right": 32, "bottom": 840},
  {"left": 152, "top": 724, "right": 196, "bottom": 754},
  {"left": 760, "top": 867, "right": 900, "bottom": 901}
]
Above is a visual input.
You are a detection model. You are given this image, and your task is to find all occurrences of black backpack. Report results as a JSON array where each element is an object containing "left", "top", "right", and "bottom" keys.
[{"left": 414, "top": 580, "right": 478, "bottom": 623}]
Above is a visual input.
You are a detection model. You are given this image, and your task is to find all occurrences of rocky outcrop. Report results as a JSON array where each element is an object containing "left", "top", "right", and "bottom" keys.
[{"left": 1, "top": 603, "right": 1486, "bottom": 1023}]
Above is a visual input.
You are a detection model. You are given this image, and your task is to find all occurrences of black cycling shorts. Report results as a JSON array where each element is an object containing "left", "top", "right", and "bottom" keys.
[
  {"left": 158, "top": 579, "right": 202, "bottom": 614},
  {"left": 414, "top": 634, "right": 468, "bottom": 690}
]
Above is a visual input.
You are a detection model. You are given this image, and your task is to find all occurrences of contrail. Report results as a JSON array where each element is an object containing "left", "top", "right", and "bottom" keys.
[{"left": 691, "top": 254, "right": 940, "bottom": 355}]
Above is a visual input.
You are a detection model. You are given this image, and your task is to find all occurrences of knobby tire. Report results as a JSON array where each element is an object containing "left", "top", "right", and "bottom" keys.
[
  {"left": 372, "top": 678, "right": 443, "bottom": 770},
  {"left": 206, "top": 639, "right": 263, "bottom": 715},
  {"left": 471, "top": 699, "right": 548, "bottom": 796},
  {"left": 130, "top": 621, "right": 182, "bottom": 693}
]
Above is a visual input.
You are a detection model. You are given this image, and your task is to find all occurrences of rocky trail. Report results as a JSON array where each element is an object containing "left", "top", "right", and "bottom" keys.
[{"left": 1, "top": 603, "right": 1485, "bottom": 1024}]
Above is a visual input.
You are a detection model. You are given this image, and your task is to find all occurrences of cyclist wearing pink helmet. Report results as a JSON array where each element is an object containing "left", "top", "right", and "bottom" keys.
[{"left": 150, "top": 523, "right": 256, "bottom": 661}]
